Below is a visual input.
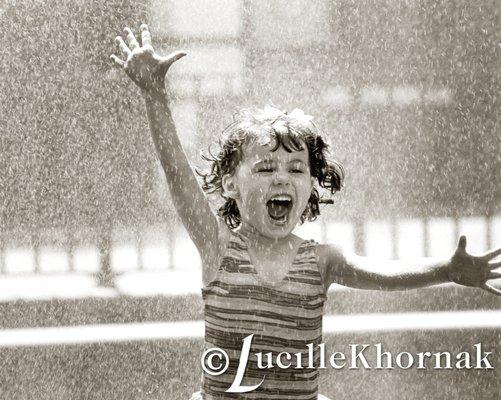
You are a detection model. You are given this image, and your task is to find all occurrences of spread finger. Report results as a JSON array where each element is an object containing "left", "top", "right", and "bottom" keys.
[
  {"left": 115, "top": 36, "right": 131, "bottom": 56},
  {"left": 482, "top": 283, "right": 501, "bottom": 296},
  {"left": 140, "top": 24, "right": 152, "bottom": 47},
  {"left": 124, "top": 27, "right": 140, "bottom": 50},
  {"left": 110, "top": 54, "right": 125, "bottom": 67}
]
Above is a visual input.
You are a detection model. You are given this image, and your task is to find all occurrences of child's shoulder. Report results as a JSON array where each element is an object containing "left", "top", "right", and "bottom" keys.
[
  {"left": 201, "top": 218, "right": 232, "bottom": 287},
  {"left": 315, "top": 242, "right": 345, "bottom": 290}
]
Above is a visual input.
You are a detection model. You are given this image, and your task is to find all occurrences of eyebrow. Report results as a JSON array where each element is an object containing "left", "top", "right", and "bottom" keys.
[
  {"left": 252, "top": 159, "right": 274, "bottom": 167},
  {"left": 288, "top": 159, "right": 306, "bottom": 164},
  {"left": 252, "top": 159, "right": 306, "bottom": 167}
]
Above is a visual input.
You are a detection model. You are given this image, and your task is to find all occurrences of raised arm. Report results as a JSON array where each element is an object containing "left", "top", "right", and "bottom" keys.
[
  {"left": 320, "top": 236, "right": 501, "bottom": 294},
  {"left": 111, "top": 24, "right": 220, "bottom": 269}
]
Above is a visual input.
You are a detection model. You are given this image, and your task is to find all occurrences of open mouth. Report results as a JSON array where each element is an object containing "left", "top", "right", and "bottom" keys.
[{"left": 266, "top": 194, "right": 293, "bottom": 224}]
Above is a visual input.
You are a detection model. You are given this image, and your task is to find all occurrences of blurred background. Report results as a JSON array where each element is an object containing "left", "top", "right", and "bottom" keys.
[{"left": 0, "top": 0, "right": 499, "bottom": 399}]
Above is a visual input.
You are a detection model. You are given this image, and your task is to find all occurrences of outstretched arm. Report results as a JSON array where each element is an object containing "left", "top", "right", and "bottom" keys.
[
  {"left": 111, "top": 24, "right": 220, "bottom": 270},
  {"left": 321, "top": 236, "right": 501, "bottom": 294}
]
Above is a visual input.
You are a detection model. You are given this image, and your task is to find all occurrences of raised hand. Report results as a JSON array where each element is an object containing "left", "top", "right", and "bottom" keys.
[
  {"left": 447, "top": 236, "right": 501, "bottom": 295},
  {"left": 110, "top": 24, "right": 186, "bottom": 92}
]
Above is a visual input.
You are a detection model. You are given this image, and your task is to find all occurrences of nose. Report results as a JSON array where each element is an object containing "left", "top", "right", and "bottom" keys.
[{"left": 273, "top": 170, "right": 290, "bottom": 186}]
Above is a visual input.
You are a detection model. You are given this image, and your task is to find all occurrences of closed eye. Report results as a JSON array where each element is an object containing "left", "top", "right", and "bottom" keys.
[
  {"left": 257, "top": 167, "right": 274, "bottom": 173},
  {"left": 290, "top": 168, "right": 304, "bottom": 174}
]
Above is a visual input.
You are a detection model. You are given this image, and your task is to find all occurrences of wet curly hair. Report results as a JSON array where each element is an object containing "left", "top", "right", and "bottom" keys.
[{"left": 197, "top": 105, "right": 344, "bottom": 229}]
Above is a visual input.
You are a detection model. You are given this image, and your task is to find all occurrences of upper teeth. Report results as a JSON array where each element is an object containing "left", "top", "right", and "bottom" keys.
[{"left": 271, "top": 194, "right": 292, "bottom": 201}]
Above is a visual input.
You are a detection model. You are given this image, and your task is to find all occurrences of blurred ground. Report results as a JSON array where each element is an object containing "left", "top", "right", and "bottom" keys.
[{"left": 0, "top": 330, "right": 499, "bottom": 400}]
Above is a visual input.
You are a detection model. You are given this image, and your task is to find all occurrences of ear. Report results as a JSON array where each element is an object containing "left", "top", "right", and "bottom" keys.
[{"left": 222, "top": 174, "right": 240, "bottom": 199}]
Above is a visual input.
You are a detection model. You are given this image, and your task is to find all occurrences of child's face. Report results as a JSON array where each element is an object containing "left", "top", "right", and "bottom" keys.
[{"left": 224, "top": 139, "right": 314, "bottom": 239}]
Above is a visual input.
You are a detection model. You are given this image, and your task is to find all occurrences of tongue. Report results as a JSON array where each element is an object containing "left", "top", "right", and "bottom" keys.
[{"left": 267, "top": 200, "right": 290, "bottom": 219}]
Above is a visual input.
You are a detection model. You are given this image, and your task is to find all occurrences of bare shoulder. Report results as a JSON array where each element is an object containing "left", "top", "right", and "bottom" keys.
[
  {"left": 315, "top": 243, "right": 346, "bottom": 288},
  {"left": 202, "top": 218, "right": 232, "bottom": 287}
]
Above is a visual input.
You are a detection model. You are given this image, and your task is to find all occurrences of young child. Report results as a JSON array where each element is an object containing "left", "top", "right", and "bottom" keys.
[{"left": 111, "top": 24, "right": 501, "bottom": 400}]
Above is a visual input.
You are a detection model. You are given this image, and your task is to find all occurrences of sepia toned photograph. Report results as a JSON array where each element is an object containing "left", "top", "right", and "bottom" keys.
[{"left": 0, "top": 0, "right": 500, "bottom": 399}]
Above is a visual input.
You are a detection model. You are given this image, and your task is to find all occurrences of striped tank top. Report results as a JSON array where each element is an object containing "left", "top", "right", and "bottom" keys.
[{"left": 200, "top": 230, "right": 328, "bottom": 399}]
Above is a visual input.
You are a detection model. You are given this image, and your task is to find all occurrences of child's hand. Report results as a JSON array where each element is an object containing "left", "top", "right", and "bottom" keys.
[
  {"left": 110, "top": 24, "right": 186, "bottom": 92},
  {"left": 447, "top": 236, "right": 501, "bottom": 295}
]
